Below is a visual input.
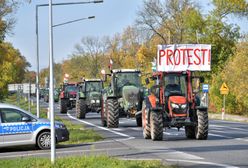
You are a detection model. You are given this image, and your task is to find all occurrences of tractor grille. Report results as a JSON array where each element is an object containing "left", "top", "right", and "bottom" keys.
[
  {"left": 172, "top": 108, "right": 187, "bottom": 114},
  {"left": 69, "top": 94, "right": 76, "bottom": 98}
]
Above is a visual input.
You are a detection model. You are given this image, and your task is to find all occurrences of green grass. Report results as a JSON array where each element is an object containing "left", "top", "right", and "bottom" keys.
[
  {"left": 0, "top": 155, "right": 171, "bottom": 168},
  {"left": 4, "top": 95, "right": 103, "bottom": 144}
]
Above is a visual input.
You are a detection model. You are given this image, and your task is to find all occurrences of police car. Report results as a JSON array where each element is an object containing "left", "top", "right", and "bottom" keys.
[{"left": 0, "top": 103, "right": 69, "bottom": 149}]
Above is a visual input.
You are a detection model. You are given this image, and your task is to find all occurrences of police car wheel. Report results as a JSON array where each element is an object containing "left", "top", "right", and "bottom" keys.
[{"left": 37, "top": 132, "right": 51, "bottom": 150}]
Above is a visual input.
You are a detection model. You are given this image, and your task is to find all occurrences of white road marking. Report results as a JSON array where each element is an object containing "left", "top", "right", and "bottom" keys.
[
  {"left": 166, "top": 159, "right": 239, "bottom": 168},
  {"left": 112, "top": 128, "right": 124, "bottom": 131},
  {"left": 139, "top": 147, "right": 203, "bottom": 160},
  {"left": 130, "top": 127, "right": 142, "bottom": 131},
  {"left": 67, "top": 112, "right": 135, "bottom": 139},
  {"left": 0, "top": 147, "right": 130, "bottom": 159},
  {"left": 163, "top": 132, "right": 180, "bottom": 136},
  {"left": 208, "top": 133, "right": 232, "bottom": 139},
  {"left": 235, "top": 137, "right": 248, "bottom": 142},
  {"left": 211, "top": 124, "right": 248, "bottom": 132}
]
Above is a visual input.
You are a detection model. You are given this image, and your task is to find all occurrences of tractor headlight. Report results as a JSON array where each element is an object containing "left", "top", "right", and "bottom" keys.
[
  {"left": 181, "top": 104, "right": 187, "bottom": 109},
  {"left": 96, "top": 99, "right": 100, "bottom": 104},
  {"left": 171, "top": 103, "right": 179, "bottom": 108},
  {"left": 91, "top": 100, "right": 95, "bottom": 104}
]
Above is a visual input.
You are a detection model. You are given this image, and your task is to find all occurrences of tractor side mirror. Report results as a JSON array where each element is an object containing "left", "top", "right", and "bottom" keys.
[{"left": 145, "top": 78, "right": 150, "bottom": 85}]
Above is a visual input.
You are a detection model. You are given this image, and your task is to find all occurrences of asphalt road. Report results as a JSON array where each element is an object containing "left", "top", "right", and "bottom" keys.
[{"left": 1, "top": 101, "right": 248, "bottom": 168}]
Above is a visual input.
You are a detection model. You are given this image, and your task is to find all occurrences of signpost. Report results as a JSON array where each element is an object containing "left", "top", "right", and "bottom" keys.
[
  {"left": 220, "top": 82, "right": 229, "bottom": 120},
  {"left": 202, "top": 84, "right": 209, "bottom": 107}
]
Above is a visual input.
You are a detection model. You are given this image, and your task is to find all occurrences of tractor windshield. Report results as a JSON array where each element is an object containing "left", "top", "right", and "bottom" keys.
[
  {"left": 86, "top": 82, "right": 103, "bottom": 92},
  {"left": 116, "top": 72, "right": 141, "bottom": 88},
  {"left": 65, "top": 85, "right": 78, "bottom": 92},
  {"left": 164, "top": 74, "right": 187, "bottom": 97}
]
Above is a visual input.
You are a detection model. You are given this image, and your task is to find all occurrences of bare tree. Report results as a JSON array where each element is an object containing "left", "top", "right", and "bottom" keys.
[
  {"left": 136, "top": 0, "right": 201, "bottom": 44},
  {"left": 74, "top": 36, "right": 107, "bottom": 77}
]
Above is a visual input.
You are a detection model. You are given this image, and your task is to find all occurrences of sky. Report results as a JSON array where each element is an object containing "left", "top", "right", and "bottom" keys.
[
  {"left": 6, "top": 0, "right": 144, "bottom": 71},
  {"left": 5, "top": 0, "right": 247, "bottom": 72}
]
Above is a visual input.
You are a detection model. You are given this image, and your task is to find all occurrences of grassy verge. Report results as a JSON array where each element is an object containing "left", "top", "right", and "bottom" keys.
[
  {"left": 4, "top": 95, "right": 103, "bottom": 144},
  {"left": 0, "top": 155, "right": 171, "bottom": 168}
]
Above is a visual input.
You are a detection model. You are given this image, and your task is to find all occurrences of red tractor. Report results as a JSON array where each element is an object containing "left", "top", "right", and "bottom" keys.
[
  {"left": 142, "top": 71, "right": 208, "bottom": 140},
  {"left": 59, "top": 83, "right": 78, "bottom": 113}
]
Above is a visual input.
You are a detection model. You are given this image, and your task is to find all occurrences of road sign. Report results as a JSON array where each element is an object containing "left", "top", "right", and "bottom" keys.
[
  {"left": 202, "top": 84, "right": 209, "bottom": 93},
  {"left": 220, "top": 82, "right": 229, "bottom": 95}
]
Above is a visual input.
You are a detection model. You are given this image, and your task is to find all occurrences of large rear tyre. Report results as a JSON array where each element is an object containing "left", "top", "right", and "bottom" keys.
[
  {"left": 136, "top": 115, "right": 142, "bottom": 127},
  {"left": 60, "top": 99, "right": 67, "bottom": 114},
  {"left": 76, "top": 99, "right": 86, "bottom": 119},
  {"left": 142, "top": 106, "right": 151, "bottom": 139},
  {"left": 107, "top": 99, "right": 119, "bottom": 128},
  {"left": 185, "top": 126, "right": 196, "bottom": 139},
  {"left": 195, "top": 110, "right": 208, "bottom": 140},
  {"left": 150, "top": 111, "right": 163, "bottom": 141}
]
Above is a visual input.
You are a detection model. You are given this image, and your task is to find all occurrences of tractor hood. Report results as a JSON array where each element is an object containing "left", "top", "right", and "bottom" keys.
[
  {"left": 169, "top": 96, "right": 187, "bottom": 104},
  {"left": 88, "top": 91, "right": 101, "bottom": 100},
  {"left": 69, "top": 91, "right": 77, "bottom": 96},
  {"left": 122, "top": 85, "right": 140, "bottom": 105}
]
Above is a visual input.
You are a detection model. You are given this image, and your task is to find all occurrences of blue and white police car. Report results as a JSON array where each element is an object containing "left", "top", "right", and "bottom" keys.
[{"left": 0, "top": 103, "right": 69, "bottom": 149}]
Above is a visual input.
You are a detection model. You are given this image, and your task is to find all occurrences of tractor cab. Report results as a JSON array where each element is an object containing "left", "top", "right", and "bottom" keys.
[
  {"left": 113, "top": 70, "right": 141, "bottom": 97},
  {"left": 163, "top": 73, "right": 188, "bottom": 118}
]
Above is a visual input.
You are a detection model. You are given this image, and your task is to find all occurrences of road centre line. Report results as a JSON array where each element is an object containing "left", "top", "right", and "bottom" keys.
[
  {"left": 67, "top": 112, "right": 135, "bottom": 139},
  {"left": 166, "top": 159, "right": 239, "bottom": 168}
]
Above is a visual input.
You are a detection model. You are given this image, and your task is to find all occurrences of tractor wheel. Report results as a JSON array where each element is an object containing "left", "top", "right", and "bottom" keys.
[
  {"left": 76, "top": 99, "right": 86, "bottom": 119},
  {"left": 195, "top": 110, "right": 208, "bottom": 140},
  {"left": 101, "top": 99, "right": 107, "bottom": 127},
  {"left": 150, "top": 111, "right": 163, "bottom": 141},
  {"left": 185, "top": 126, "right": 196, "bottom": 139},
  {"left": 142, "top": 106, "right": 151, "bottom": 139},
  {"left": 107, "top": 99, "right": 119, "bottom": 128},
  {"left": 136, "top": 115, "right": 142, "bottom": 127},
  {"left": 60, "top": 99, "right": 67, "bottom": 114}
]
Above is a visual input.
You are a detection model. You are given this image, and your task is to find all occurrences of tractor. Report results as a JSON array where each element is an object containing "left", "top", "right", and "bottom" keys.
[
  {"left": 142, "top": 71, "right": 208, "bottom": 140},
  {"left": 76, "top": 79, "right": 103, "bottom": 119},
  {"left": 59, "top": 83, "right": 78, "bottom": 113},
  {"left": 101, "top": 69, "right": 145, "bottom": 128}
]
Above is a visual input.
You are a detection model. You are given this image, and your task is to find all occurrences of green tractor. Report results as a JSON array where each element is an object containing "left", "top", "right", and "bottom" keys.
[
  {"left": 76, "top": 79, "right": 103, "bottom": 119},
  {"left": 101, "top": 69, "right": 145, "bottom": 128}
]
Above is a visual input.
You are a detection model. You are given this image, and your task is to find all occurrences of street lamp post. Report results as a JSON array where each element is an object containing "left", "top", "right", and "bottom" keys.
[
  {"left": 35, "top": 0, "right": 103, "bottom": 118},
  {"left": 53, "top": 16, "right": 95, "bottom": 28},
  {"left": 42, "top": 0, "right": 103, "bottom": 164},
  {"left": 48, "top": 0, "right": 55, "bottom": 163}
]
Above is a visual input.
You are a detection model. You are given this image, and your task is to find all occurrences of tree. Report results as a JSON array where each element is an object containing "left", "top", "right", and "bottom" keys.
[
  {"left": 0, "top": 42, "right": 30, "bottom": 100},
  {"left": 73, "top": 36, "right": 107, "bottom": 78},
  {"left": 136, "top": 0, "right": 205, "bottom": 44}
]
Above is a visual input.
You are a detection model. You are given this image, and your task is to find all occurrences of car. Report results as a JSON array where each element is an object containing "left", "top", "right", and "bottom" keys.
[{"left": 0, "top": 103, "right": 69, "bottom": 149}]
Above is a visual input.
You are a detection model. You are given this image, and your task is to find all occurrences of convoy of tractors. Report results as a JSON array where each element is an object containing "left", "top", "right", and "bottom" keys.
[{"left": 42, "top": 44, "right": 210, "bottom": 141}]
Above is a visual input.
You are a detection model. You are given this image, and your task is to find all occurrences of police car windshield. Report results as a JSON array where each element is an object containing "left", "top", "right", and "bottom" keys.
[{"left": 86, "top": 82, "right": 102, "bottom": 92}]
